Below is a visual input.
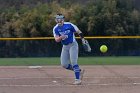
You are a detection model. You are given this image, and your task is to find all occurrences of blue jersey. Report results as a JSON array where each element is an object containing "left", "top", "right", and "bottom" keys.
[{"left": 53, "top": 22, "right": 79, "bottom": 45}]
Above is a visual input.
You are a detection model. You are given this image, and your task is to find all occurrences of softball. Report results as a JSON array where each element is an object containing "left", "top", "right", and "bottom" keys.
[{"left": 100, "top": 45, "right": 108, "bottom": 53}]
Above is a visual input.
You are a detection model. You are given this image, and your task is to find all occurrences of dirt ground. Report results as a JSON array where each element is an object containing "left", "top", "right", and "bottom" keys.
[{"left": 0, "top": 65, "right": 140, "bottom": 93}]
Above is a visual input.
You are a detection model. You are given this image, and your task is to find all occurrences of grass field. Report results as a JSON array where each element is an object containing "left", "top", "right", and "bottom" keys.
[{"left": 0, "top": 56, "right": 139, "bottom": 66}]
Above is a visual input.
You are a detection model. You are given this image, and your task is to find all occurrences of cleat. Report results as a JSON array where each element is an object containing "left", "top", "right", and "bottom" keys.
[{"left": 73, "top": 79, "right": 82, "bottom": 85}]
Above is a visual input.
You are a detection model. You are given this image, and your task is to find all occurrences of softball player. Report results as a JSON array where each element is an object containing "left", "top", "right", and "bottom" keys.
[{"left": 53, "top": 14, "right": 86, "bottom": 85}]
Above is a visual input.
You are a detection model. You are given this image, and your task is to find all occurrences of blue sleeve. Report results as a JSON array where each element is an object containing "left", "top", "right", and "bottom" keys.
[
  {"left": 71, "top": 25, "right": 77, "bottom": 32},
  {"left": 70, "top": 23, "right": 79, "bottom": 33},
  {"left": 53, "top": 28, "right": 60, "bottom": 37}
]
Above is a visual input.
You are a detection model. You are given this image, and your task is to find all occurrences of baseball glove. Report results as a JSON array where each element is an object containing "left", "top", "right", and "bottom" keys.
[{"left": 82, "top": 39, "right": 91, "bottom": 52}]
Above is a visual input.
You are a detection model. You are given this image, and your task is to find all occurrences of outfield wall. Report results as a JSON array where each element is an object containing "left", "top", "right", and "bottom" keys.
[{"left": 0, "top": 36, "right": 139, "bottom": 57}]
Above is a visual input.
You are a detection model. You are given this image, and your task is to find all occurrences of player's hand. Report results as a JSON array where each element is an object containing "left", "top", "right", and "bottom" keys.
[
  {"left": 81, "top": 38, "right": 86, "bottom": 44},
  {"left": 60, "top": 35, "right": 68, "bottom": 40},
  {"left": 54, "top": 35, "right": 68, "bottom": 42},
  {"left": 82, "top": 39, "right": 91, "bottom": 52}
]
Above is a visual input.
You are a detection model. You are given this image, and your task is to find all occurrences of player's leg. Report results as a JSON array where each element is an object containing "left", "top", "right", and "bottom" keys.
[
  {"left": 61, "top": 45, "right": 73, "bottom": 70},
  {"left": 70, "top": 41, "right": 82, "bottom": 84}
]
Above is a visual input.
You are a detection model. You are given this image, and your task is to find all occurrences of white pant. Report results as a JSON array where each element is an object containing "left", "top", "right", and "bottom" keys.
[{"left": 60, "top": 41, "right": 78, "bottom": 68}]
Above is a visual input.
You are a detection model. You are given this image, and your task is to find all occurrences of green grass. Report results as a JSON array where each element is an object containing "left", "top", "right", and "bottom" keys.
[
  {"left": 0, "top": 56, "right": 139, "bottom": 66},
  {"left": 78, "top": 56, "right": 140, "bottom": 65}
]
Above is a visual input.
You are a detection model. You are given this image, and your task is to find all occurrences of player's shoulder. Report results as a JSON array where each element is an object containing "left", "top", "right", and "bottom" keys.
[
  {"left": 53, "top": 24, "right": 58, "bottom": 31},
  {"left": 64, "top": 22, "right": 76, "bottom": 27},
  {"left": 64, "top": 22, "right": 74, "bottom": 25}
]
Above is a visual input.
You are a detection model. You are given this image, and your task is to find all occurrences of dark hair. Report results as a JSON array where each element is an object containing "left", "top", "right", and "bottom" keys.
[{"left": 56, "top": 13, "right": 63, "bottom": 16}]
